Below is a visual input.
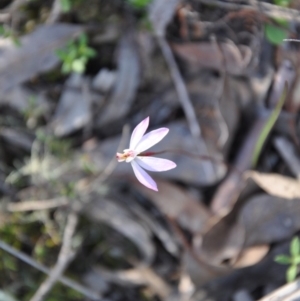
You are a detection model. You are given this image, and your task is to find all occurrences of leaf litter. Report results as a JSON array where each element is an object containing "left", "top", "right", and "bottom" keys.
[
  {"left": 0, "top": 23, "right": 82, "bottom": 93},
  {"left": 1, "top": 1, "right": 300, "bottom": 301}
]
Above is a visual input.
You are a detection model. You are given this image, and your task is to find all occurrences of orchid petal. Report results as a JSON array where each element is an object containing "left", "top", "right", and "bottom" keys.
[
  {"left": 135, "top": 128, "right": 169, "bottom": 153},
  {"left": 131, "top": 160, "right": 158, "bottom": 191},
  {"left": 136, "top": 157, "right": 176, "bottom": 172},
  {"left": 130, "top": 117, "right": 149, "bottom": 149}
]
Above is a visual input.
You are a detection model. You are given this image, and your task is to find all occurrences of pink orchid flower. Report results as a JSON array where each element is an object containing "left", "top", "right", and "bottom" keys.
[{"left": 116, "top": 117, "right": 176, "bottom": 191}]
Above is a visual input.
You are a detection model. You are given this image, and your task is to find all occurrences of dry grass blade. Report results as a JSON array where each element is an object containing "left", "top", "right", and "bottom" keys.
[{"left": 252, "top": 83, "right": 287, "bottom": 167}]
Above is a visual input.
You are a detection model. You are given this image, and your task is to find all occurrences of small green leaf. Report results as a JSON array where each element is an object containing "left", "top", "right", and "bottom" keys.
[
  {"left": 0, "top": 25, "right": 5, "bottom": 35},
  {"left": 60, "top": 0, "right": 72, "bottom": 12},
  {"left": 56, "top": 49, "right": 67, "bottom": 60},
  {"left": 68, "top": 46, "right": 78, "bottom": 58},
  {"left": 12, "top": 36, "right": 21, "bottom": 47},
  {"left": 265, "top": 23, "right": 287, "bottom": 45},
  {"left": 56, "top": 33, "right": 95, "bottom": 74},
  {"left": 290, "top": 237, "right": 300, "bottom": 257},
  {"left": 79, "top": 33, "right": 88, "bottom": 45},
  {"left": 275, "top": 255, "right": 292, "bottom": 264},
  {"left": 83, "top": 47, "right": 96, "bottom": 58},
  {"left": 62, "top": 62, "right": 72, "bottom": 74},
  {"left": 293, "top": 256, "right": 300, "bottom": 265},
  {"left": 72, "top": 59, "right": 85, "bottom": 73},
  {"left": 274, "top": 0, "right": 292, "bottom": 7},
  {"left": 34, "top": 244, "right": 46, "bottom": 258},
  {"left": 128, "top": 0, "right": 152, "bottom": 8},
  {"left": 4, "top": 256, "right": 17, "bottom": 271},
  {"left": 287, "top": 265, "right": 298, "bottom": 282}
]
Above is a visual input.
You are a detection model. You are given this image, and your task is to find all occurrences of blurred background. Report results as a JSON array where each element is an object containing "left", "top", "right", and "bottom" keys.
[{"left": 1, "top": 0, "right": 300, "bottom": 300}]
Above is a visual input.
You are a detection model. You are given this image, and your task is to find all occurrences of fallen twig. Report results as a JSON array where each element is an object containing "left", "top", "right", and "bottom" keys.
[
  {"left": 46, "top": 0, "right": 62, "bottom": 24},
  {"left": 7, "top": 197, "right": 69, "bottom": 212},
  {"left": 92, "top": 124, "right": 130, "bottom": 184},
  {"left": 259, "top": 278, "right": 300, "bottom": 301},
  {"left": 0, "top": 0, "right": 30, "bottom": 13},
  {"left": 198, "top": 0, "right": 300, "bottom": 22},
  {"left": 83, "top": 124, "right": 130, "bottom": 193},
  {"left": 30, "top": 211, "right": 78, "bottom": 301},
  {"left": 157, "top": 36, "right": 201, "bottom": 143},
  {"left": 0, "top": 239, "right": 100, "bottom": 300},
  {"left": 157, "top": 36, "right": 216, "bottom": 179}
]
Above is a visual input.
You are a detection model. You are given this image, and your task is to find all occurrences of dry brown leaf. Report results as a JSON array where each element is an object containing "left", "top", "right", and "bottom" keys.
[
  {"left": 192, "top": 178, "right": 265, "bottom": 269},
  {"left": 233, "top": 245, "right": 269, "bottom": 268},
  {"left": 246, "top": 171, "right": 300, "bottom": 199},
  {"left": 193, "top": 213, "right": 246, "bottom": 266},
  {"left": 135, "top": 180, "right": 211, "bottom": 234},
  {"left": 210, "top": 116, "right": 278, "bottom": 216},
  {"left": 136, "top": 181, "right": 237, "bottom": 286},
  {"left": 0, "top": 23, "right": 82, "bottom": 92},
  {"left": 51, "top": 74, "right": 92, "bottom": 136},
  {"left": 83, "top": 198, "right": 155, "bottom": 264},
  {"left": 98, "top": 31, "right": 140, "bottom": 125},
  {"left": 0, "top": 127, "right": 33, "bottom": 152},
  {"left": 128, "top": 201, "right": 179, "bottom": 257},
  {"left": 184, "top": 75, "right": 240, "bottom": 152},
  {"left": 0, "top": 86, "right": 51, "bottom": 115},
  {"left": 196, "top": 190, "right": 300, "bottom": 269},
  {"left": 239, "top": 194, "right": 300, "bottom": 246},
  {"left": 88, "top": 266, "right": 171, "bottom": 299},
  {"left": 184, "top": 250, "right": 230, "bottom": 287},
  {"left": 191, "top": 203, "right": 269, "bottom": 272},
  {"left": 172, "top": 42, "right": 252, "bottom": 75},
  {"left": 274, "top": 137, "right": 300, "bottom": 179},
  {"left": 198, "top": 241, "right": 290, "bottom": 299}
]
